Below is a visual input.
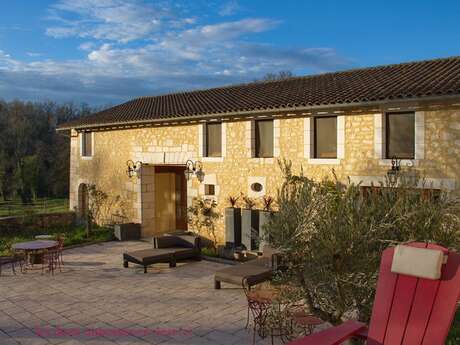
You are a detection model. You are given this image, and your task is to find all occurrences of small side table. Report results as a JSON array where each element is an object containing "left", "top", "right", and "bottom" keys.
[{"left": 290, "top": 310, "right": 324, "bottom": 336}]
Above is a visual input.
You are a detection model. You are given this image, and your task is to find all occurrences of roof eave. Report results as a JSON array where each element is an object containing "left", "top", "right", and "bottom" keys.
[{"left": 56, "top": 94, "right": 460, "bottom": 132}]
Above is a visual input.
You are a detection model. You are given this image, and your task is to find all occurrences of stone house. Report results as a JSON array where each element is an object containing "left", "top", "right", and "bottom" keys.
[{"left": 57, "top": 56, "right": 460, "bottom": 244}]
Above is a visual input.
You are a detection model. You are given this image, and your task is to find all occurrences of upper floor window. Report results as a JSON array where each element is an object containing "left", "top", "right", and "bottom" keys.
[
  {"left": 386, "top": 112, "right": 415, "bottom": 159},
  {"left": 255, "top": 120, "right": 274, "bottom": 158},
  {"left": 81, "top": 132, "right": 93, "bottom": 157},
  {"left": 314, "top": 116, "right": 337, "bottom": 158},
  {"left": 205, "top": 122, "right": 222, "bottom": 157}
]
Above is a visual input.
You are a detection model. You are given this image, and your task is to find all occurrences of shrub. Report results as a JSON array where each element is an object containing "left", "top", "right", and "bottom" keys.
[
  {"left": 242, "top": 195, "right": 256, "bottom": 209},
  {"left": 0, "top": 225, "right": 114, "bottom": 255},
  {"left": 261, "top": 195, "right": 275, "bottom": 211},
  {"left": 187, "top": 197, "right": 221, "bottom": 253},
  {"left": 265, "top": 160, "right": 460, "bottom": 325},
  {"left": 227, "top": 195, "right": 239, "bottom": 208},
  {"left": 447, "top": 309, "right": 460, "bottom": 344}
]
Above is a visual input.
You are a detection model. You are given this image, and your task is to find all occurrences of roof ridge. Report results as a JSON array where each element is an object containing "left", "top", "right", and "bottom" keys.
[{"left": 132, "top": 55, "right": 460, "bottom": 101}]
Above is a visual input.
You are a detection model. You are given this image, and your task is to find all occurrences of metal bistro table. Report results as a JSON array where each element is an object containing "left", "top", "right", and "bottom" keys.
[{"left": 12, "top": 240, "right": 58, "bottom": 267}]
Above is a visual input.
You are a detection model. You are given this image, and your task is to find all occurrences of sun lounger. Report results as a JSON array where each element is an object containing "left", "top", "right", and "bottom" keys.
[
  {"left": 214, "top": 246, "right": 280, "bottom": 289},
  {"left": 123, "top": 234, "right": 201, "bottom": 273}
]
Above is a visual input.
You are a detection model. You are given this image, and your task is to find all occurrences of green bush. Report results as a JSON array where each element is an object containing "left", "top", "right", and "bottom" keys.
[
  {"left": 447, "top": 309, "right": 460, "bottom": 345},
  {"left": 265, "top": 160, "right": 460, "bottom": 328}
]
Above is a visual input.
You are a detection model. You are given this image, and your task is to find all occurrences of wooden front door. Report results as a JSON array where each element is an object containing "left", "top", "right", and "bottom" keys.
[
  {"left": 154, "top": 172, "right": 176, "bottom": 234},
  {"left": 154, "top": 166, "right": 187, "bottom": 234}
]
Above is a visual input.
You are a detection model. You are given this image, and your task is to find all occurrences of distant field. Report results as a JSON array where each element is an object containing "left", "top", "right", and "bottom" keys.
[{"left": 0, "top": 198, "right": 69, "bottom": 217}]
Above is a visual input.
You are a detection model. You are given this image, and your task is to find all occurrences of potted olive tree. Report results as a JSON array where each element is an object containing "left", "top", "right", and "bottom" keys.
[
  {"left": 258, "top": 195, "right": 275, "bottom": 250},
  {"left": 241, "top": 195, "right": 259, "bottom": 251},
  {"left": 187, "top": 197, "right": 220, "bottom": 255},
  {"left": 224, "top": 195, "right": 241, "bottom": 248}
]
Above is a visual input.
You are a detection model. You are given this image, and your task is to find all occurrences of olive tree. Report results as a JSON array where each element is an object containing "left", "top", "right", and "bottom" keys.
[
  {"left": 187, "top": 197, "right": 221, "bottom": 253},
  {"left": 264, "top": 160, "right": 460, "bottom": 325}
]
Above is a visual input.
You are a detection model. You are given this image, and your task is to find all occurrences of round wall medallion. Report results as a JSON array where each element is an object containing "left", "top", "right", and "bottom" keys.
[{"left": 250, "top": 182, "right": 263, "bottom": 192}]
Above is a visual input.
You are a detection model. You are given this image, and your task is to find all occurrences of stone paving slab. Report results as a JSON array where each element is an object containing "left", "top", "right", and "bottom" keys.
[{"left": 0, "top": 241, "right": 280, "bottom": 345}]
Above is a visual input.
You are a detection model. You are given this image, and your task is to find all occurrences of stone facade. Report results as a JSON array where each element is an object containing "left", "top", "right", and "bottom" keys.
[{"left": 69, "top": 107, "right": 460, "bottom": 242}]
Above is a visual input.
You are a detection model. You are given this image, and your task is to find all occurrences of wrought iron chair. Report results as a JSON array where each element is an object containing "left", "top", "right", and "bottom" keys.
[
  {"left": 242, "top": 277, "right": 277, "bottom": 345},
  {"left": 56, "top": 235, "right": 65, "bottom": 266},
  {"left": 42, "top": 248, "right": 61, "bottom": 275},
  {"left": 0, "top": 247, "right": 25, "bottom": 276}
]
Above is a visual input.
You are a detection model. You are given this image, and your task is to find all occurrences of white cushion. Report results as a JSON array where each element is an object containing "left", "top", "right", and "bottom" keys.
[{"left": 391, "top": 245, "right": 444, "bottom": 280}]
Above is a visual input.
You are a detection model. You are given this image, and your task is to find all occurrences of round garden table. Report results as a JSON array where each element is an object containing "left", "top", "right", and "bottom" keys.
[{"left": 12, "top": 240, "right": 58, "bottom": 265}]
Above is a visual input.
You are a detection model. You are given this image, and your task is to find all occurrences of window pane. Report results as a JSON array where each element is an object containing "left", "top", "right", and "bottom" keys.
[
  {"left": 314, "top": 117, "right": 337, "bottom": 158},
  {"left": 205, "top": 123, "right": 222, "bottom": 157},
  {"left": 255, "top": 120, "right": 274, "bottom": 158},
  {"left": 386, "top": 113, "right": 415, "bottom": 159},
  {"left": 82, "top": 132, "right": 92, "bottom": 157}
]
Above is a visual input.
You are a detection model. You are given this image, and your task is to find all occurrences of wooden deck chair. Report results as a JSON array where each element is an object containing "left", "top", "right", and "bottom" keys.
[{"left": 288, "top": 242, "right": 460, "bottom": 345}]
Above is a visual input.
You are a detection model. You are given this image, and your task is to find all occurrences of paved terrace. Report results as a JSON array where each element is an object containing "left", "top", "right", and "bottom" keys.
[{"left": 0, "top": 241, "right": 275, "bottom": 345}]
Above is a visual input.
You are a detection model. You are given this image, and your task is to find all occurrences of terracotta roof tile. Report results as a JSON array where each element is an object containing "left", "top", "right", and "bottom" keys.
[{"left": 58, "top": 56, "right": 460, "bottom": 129}]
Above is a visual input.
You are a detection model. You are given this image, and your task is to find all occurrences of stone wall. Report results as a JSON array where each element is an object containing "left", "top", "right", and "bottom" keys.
[{"left": 68, "top": 108, "right": 460, "bottom": 242}]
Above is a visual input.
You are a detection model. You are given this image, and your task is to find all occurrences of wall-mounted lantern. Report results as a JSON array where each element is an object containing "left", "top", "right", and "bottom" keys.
[
  {"left": 126, "top": 160, "right": 142, "bottom": 178},
  {"left": 386, "top": 156, "right": 401, "bottom": 186},
  {"left": 185, "top": 160, "right": 204, "bottom": 183}
]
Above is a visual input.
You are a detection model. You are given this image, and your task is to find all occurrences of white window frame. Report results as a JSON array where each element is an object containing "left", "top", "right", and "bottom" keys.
[
  {"left": 374, "top": 111, "right": 424, "bottom": 166},
  {"left": 304, "top": 115, "right": 344, "bottom": 165},
  {"left": 198, "top": 174, "right": 219, "bottom": 201},
  {"left": 80, "top": 132, "right": 94, "bottom": 159},
  {"left": 246, "top": 118, "right": 280, "bottom": 164},
  {"left": 198, "top": 122, "right": 226, "bottom": 162}
]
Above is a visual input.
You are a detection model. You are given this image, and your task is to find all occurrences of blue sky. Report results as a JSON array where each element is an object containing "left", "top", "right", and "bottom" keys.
[{"left": 0, "top": 0, "right": 459, "bottom": 105}]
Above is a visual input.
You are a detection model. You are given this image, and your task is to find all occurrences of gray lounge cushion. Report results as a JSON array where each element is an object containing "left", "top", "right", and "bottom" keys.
[
  {"left": 215, "top": 261, "right": 272, "bottom": 286},
  {"left": 124, "top": 249, "right": 174, "bottom": 264},
  {"left": 166, "top": 247, "right": 197, "bottom": 258},
  {"left": 175, "top": 235, "right": 200, "bottom": 248},
  {"left": 154, "top": 234, "right": 200, "bottom": 249}
]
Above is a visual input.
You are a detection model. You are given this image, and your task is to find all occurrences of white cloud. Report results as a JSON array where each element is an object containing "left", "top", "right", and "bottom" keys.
[
  {"left": 0, "top": 1, "right": 350, "bottom": 104},
  {"left": 46, "top": 0, "right": 168, "bottom": 43},
  {"left": 180, "top": 18, "right": 278, "bottom": 44},
  {"left": 87, "top": 43, "right": 113, "bottom": 63},
  {"left": 0, "top": 50, "right": 20, "bottom": 71},
  {"left": 78, "top": 42, "right": 95, "bottom": 51},
  {"left": 26, "top": 52, "right": 42, "bottom": 57},
  {"left": 219, "top": 1, "right": 240, "bottom": 16}
]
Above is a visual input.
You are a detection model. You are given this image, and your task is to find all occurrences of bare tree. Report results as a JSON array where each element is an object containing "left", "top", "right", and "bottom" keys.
[{"left": 255, "top": 70, "right": 294, "bottom": 82}]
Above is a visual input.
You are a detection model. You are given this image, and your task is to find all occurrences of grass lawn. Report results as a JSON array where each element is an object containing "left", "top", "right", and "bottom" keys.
[
  {"left": 0, "top": 225, "right": 114, "bottom": 256},
  {"left": 0, "top": 198, "right": 69, "bottom": 217}
]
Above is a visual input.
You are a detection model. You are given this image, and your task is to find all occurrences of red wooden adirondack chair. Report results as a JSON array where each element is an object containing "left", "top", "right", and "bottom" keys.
[{"left": 288, "top": 242, "right": 460, "bottom": 345}]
